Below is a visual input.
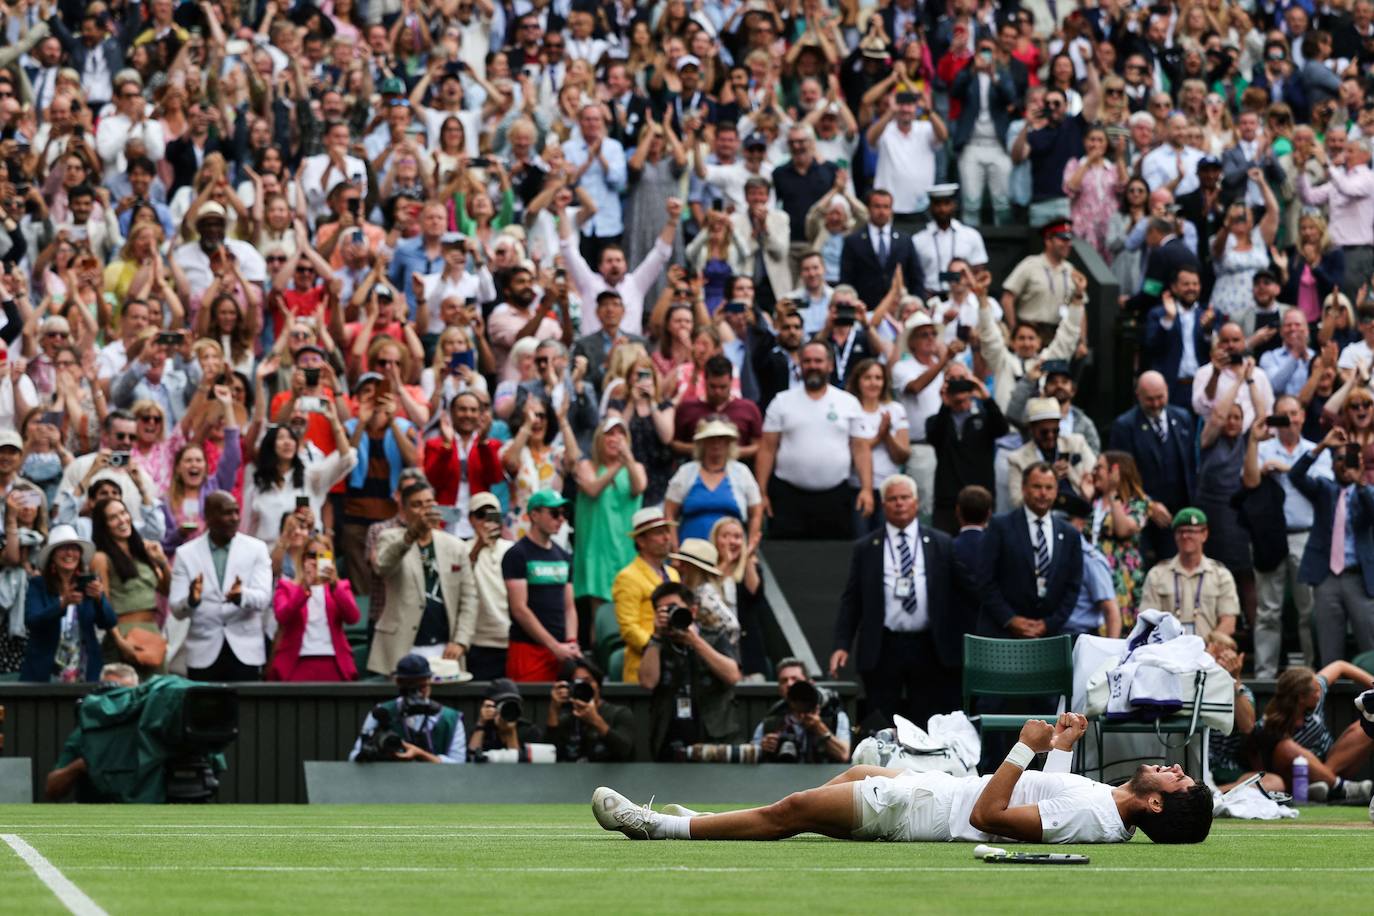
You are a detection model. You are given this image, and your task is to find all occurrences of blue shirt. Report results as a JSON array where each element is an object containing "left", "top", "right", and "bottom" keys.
[
  {"left": 1258, "top": 436, "right": 1328, "bottom": 530},
  {"left": 1260, "top": 346, "right": 1314, "bottom": 398},
  {"left": 563, "top": 136, "right": 628, "bottom": 237},
  {"left": 388, "top": 237, "right": 445, "bottom": 318},
  {"left": 1344, "top": 483, "right": 1360, "bottom": 569},
  {"left": 1065, "top": 535, "right": 1115, "bottom": 635},
  {"left": 117, "top": 200, "right": 175, "bottom": 240}
]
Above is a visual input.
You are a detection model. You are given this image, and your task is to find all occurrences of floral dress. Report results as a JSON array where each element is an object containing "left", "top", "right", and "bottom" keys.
[
  {"left": 1062, "top": 158, "right": 1120, "bottom": 261},
  {"left": 1092, "top": 496, "right": 1148, "bottom": 631},
  {"left": 504, "top": 442, "right": 567, "bottom": 540},
  {"left": 1212, "top": 228, "right": 1271, "bottom": 318}
]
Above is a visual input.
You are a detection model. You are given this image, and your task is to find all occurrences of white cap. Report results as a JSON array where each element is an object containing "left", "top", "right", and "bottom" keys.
[
  {"left": 676, "top": 54, "right": 702, "bottom": 71},
  {"left": 1026, "top": 397, "right": 1062, "bottom": 424}
]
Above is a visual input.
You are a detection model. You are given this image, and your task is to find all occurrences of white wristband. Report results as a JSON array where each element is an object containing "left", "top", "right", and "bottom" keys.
[
  {"left": 1045, "top": 747, "right": 1074, "bottom": 774},
  {"left": 1005, "top": 742, "right": 1035, "bottom": 770}
]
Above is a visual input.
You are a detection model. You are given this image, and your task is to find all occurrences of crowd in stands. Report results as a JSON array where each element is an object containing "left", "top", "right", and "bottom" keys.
[{"left": 1, "top": 0, "right": 1373, "bottom": 786}]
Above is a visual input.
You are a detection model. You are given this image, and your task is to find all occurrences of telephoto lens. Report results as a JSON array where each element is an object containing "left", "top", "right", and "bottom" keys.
[
  {"left": 669, "top": 606, "right": 693, "bottom": 630},
  {"left": 499, "top": 698, "right": 523, "bottom": 722},
  {"left": 571, "top": 680, "right": 596, "bottom": 703}
]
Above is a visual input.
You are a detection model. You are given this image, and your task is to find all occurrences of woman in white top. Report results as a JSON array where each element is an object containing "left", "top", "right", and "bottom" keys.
[
  {"left": 241, "top": 409, "right": 357, "bottom": 543},
  {"left": 846, "top": 358, "right": 911, "bottom": 533}
]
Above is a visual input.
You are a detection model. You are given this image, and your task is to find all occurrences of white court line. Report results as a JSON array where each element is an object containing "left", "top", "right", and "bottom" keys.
[
  {"left": 48, "top": 864, "right": 1374, "bottom": 875},
  {"left": 0, "top": 824, "right": 594, "bottom": 830},
  {"left": 1, "top": 834, "right": 109, "bottom": 916},
  {"left": 1, "top": 832, "right": 610, "bottom": 839}
]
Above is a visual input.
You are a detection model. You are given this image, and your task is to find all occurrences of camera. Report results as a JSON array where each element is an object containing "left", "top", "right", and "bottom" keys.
[
  {"left": 109, "top": 451, "right": 131, "bottom": 468},
  {"left": 356, "top": 688, "right": 445, "bottom": 761},
  {"left": 303, "top": 367, "right": 321, "bottom": 387},
  {"left": 835, "top": 304, "right": 857, "bottom": 326},
  {"left": 571, "top": 679, "right": 596, "bottom": 703},
  {"left": 499, "top": 698, "right": 523, "bottom": 722},
  {"left": 1228, "top": 352, "right": 1245, "bottom": 366},
  {"left": 786, "top": 679, "right": 820, "bottom": 712},
  {"left": 1265, "top": 415, "right": 1291, "bottom": 429},
  {"left": 297, "top": 396, "right": 324, "bottom": 413},
  {"left": 669, "top": 605, "right": 693, "bottom": 630},
  {"left": 156, "top": 331, "right": 181, "bottom": 346},
  {"left": 1346, "top": 443, "right": 1362, "bottom": 469}
]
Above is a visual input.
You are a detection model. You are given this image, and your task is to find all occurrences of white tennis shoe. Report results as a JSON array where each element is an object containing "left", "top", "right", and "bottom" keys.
[
  {"left": 592, "top": 786, "right": 662, "bottom": 839},
  {"left": 660, "top": 803, "right": 704, "bottom": 817}
]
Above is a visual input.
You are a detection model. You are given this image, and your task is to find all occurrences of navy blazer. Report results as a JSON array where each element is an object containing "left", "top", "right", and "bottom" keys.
[
  {"left": 1141, "top": 304, "right": 1212, "bottom": 408},
  {"left": 1219, "top": 145, "right": 1287, "bottom": 204},
  {"left": 21, "top": 576, "right": 117, "bottom": 683},
  {"left": 1278, "top": 245, "right": 1344, "bottom": 308},
  {"left": 950, "top": 66, "right": 1018, "bottom": 151},
  {"left": 1108, "top": 405, "right": 1197, "bottom": 512},
  {"left": 1290, "top": 451, "right": 1374, "bottom": 597},
  {"left": 839, "top": 227, "right": 924, "bottom": 312},
  {"left": 1124, "top": 238, "right": 1201, "bottom": 316},
  {"left": 977, "top": 509, "right": 1083, "bottom": 637},
  {"left": 833, "top": 524, "right": 969, "bottom": 670}
]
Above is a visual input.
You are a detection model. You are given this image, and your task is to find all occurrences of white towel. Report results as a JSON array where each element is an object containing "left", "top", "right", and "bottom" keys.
[{"left": 1213, "top": 784, "right": 1298, "bottom": 820}]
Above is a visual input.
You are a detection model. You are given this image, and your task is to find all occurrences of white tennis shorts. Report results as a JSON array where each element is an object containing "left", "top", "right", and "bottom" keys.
[{"left": 851, "top": 771, "right": 954, "bottom": 842}]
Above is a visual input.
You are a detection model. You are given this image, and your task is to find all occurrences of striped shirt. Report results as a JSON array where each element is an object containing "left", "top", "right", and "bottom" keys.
[{"left": 1288, "top": 675, "right": 1335, "bottom": 761}]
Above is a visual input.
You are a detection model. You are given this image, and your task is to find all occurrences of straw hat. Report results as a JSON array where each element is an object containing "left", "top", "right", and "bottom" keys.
[
  {"left": 34, "top": 525, "right": 94, "bottom": 572},
  {"left": 669, "top": 538, "right": 722, "bottom": 577}
]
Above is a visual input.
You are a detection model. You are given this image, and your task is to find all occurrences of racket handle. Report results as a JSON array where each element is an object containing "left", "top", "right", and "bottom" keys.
[{"left": 973, "top": 844, "right": 1008, "bottom": 859}]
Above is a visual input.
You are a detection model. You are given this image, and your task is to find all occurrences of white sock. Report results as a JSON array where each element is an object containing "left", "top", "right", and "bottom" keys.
[{"left": 650, "top": 814, "right": 692, "bottom": 840}]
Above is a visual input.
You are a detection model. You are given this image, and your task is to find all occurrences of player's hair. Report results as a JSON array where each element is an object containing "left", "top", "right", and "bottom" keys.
[{"left": 1134, "top": 785, "right": 1214, "bottom": 844}]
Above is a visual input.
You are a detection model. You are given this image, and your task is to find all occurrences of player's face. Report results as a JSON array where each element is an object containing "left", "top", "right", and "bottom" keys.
[{"left": 1131, "top": 763, "right": 1196, "bottom": 794}]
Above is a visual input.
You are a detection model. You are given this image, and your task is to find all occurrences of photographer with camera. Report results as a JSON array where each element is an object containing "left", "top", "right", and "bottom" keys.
[
  {"left": 350, "top": 654, "right": 466, "bottom": 763},
  {"left": 45, "top": 663, "right": 138, "bottom": 800},
  {"left": 752, "top": 658, "right": 849, "bottom": 763},
  {"left": 467, "top": 678, "right": 539, "bottom": 757},
  {"left": 543, "top": 657, "right": 635, "bottom": 762},
  {"left": 639, "top": 582, "right": 743, "bottom": 762}
]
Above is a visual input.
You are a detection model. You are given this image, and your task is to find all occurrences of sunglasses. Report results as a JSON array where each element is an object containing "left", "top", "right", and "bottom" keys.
[
  {"left": 538, "top": 506, "right": 565, "bottom": 519},
  {"left": 304, "top": 551, "right": 320, "bottom": 560},
  {"left": 1105, "top": 88, "right": 1124, "bottom": 96},
  {"left": 45, "top": 330, "right": 69, "bottom": 338},
  {"left": 138, "top": 414, "right": 164, "bottom": 424},
  {"left": 374, "top": 358, "right": 401, "bottom": 367},
  {"left": 471, "top": 508, "right": 500, "bottom": 522},
  {"left": 658, "top": 604, "right": 690, "bottom": 615},
  {"left": 267, "top": 255, "right": 288, "bottom": 263},
  {"left": 111, "top": 432, "right": 138, "bottom": 443},
  {"left": 120, "top": 90, "right": 142, "bottom": 99}
]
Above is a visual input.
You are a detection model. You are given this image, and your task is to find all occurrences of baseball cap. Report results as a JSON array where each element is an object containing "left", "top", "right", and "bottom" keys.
[
  {"left": 527, "top": 489, "right": 570, "bottom": 511},
  {"left": 676, "top": 54, "right": 702, "bottom": 71},
  {"left": 392, "top": 653, "right": 432, "bottom": 679},
  {"left": 379, "top": 77, "right": 406, "bottom": 95},
  {"left": 1040, "top": 218, "right": 1073, "bottom": 240},
  {"left": 441, "top": 231, "right": 467, "bottom": 247},
  {"left": 743, "top": 133, "right": 768, "bottom": 150},
  {"left": 1172, "top": 507, "right": 1208, "bottom": 529},
  {"left": 469, "top": 492, "right": 501, "bottom": 514},
  {"left": 0, "top": 429, "right": 22, "bottom": 450}
]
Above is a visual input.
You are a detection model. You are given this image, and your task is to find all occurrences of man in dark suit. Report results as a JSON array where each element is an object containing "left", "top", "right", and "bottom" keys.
[
  {"left": 925, "top": 367, "right": 1007, "bottom": 534},
  {"left": 830, "top": 474, "right": 968, "bottom": 727},
  {"left": 1220, "top": 110, "right": 1287, "bottom": 205},
  {"left": 839, "top": 190, "right": 924, "bottom": 313},
  {"left": 1290, "top": 427, "right": 1374, "bottom": 664},
  {"left": 49, "top": 8, "right": 141, "bottom": 109},
  {"left": 604, "top": 61, "right": 650, "bottom": 148},
  {"left": 165, "top": 99, "right": 229, "bottom": 196},
  {"left": 978, "top": 462, "right": 1084, "bottom": 638},
  {"left": 570, "top": 291, "right": 645, "bottom": 394},
  {"left": 755, "top": 308, "right": 803, "bottom": 412},
  {"left": 1141, "top": 267, "right": 1214, "bottom": 410},
  {"left": 952, "top": 484, "right": 992, "bottom": 610},
  {"left": 1176, "top": 157, "right": 1228, "bottom": 298},
  {"left": 1109, "top": 370, "right": 1198, "bottom": 562},
  {"left": 1125, "top": 217, "right": 1202, "bottom": 317}
]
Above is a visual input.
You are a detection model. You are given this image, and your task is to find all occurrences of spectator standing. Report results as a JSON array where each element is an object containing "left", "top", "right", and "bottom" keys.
[
  {"left": 242, "top": 414, "right": 356, "bottom": 545},
  {"left": 563, "top": 105, "right": 629, "bottom": 266},
  {"left": 665, "top": 418, "right": 763, "bottom": 546},
  {"left": 571, "top": 292, "right": 646, "bottom": 394},
  {"left": 640, "top": 581, "right": 743, "bottom": 761},
  {"left": 1001, "top": 220, "right": 1086, "bottom": 340},
  {"left": 459, "top": 494, "right": 515, "bottom": 681},
  {"left": 730, "top": 177, "right": 793, "bottom": 316},
  {"left": 771, "top": 126, "right": 839, "bottom": 275},
  {"left": 89, "top": 497, "right": 171, "bottom": 680},
  {"left": 1110, "top": 371, "right": 1198, "bottom": 561},
  {"left": 499, "top": 394, "right": 580, "bottom": 541},
  {"left": 502, "top": 490, "right": 580, "bottom": 681},
  {"left": 926, "top": 367, "right": 1009, "bottom": 534},
  {"left": 1140, "top": 508, "right": 1242, "bottom": 639},
  {"left": 422, "top": 392, "right": 505, "bottom": 538},
  {"left": 1057, "top": 493, "right": 1123, "bottom": 639},
  {"left": 1209, "top": 185, "right": 1281, "bottom": 318},
  {"left": 951, "top": 40, "right": 1018, "bottom": 226},
  {"left": 367, "top": 481, "right": 478, "bottom": 677},
  {"left": 1260, "top": 310, "right": 1317, "bottom": 399},
  {"left": 21, "top": 526, "right": 115, "bottom": 683},
  {"left": 1290, "top": 427, "right": 1374, "bottom": 665},
  {"left": 1199, "top": 366, "right": 1261, "bottom": 626},
  {"left": 1141, "top": 269, "right": 1214, "bottom": 410},
  {"left": 839, "top": 190, "right": 923, "bottom": 320},
  {"left": 978, "top": 463, "right": 1084, "bottom": 638},
  {"left": 1062, "top": 125, "right": 1125, "bottom": 260},
  {"left": 1005, "top": 397, "right": 1095, "bottom": 509},
  {"left": 1193, "top": 323, "right": 1275, "bottom": 429},
  {"left": 558, "top": 197, "right": 682, "bottom": 336},
  {"left": 756, "top": 341, "right": 872, "bottom": 539},
  {"left": 1080, "top": 452, "right": 1150, "bottom": 632},
  {"left": 867, "top": 89, "right": 948, "bottom": 235},
  {"left": 339, "top": 379, "right": 419, "bottom": 594},
  {"left": 830, "top": 475, "right": 966, "bottom": 727},
  {"left": 268, "top": 534, "right": 361, "bottom": 682},
  {"left": 1013, "top": 67, "right": 1101, "bottom": 227},
  {"left": 847, "top": 359, "right": 912, "bottom": 533},
  {"left": 168, "top": 492, "right": 273, "bottom": 682},
  {"left": 573, "top": 417, "right": 646, "bottom": 608},
  {"left": 1253, "top": 397, "right": 1330, "bottom": 676},
  {"left": 612, "top": 507, "right": 681, "bottom": 683},
  {"left": 1296, "top": 136, "right": 1374, "bottom": 305},
  {"left": 911, "top": 185, "right": 988, "bottom": 299},
  {"left": 671, "top": 356, "right": 764, "bottom": 459}
]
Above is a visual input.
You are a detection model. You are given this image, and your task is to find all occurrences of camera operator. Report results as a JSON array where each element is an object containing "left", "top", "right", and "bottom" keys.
[
  {"left": 349, "top": 654, "right": 466, "bottom": 763},
  {"left": 543, "top": 657, "right": 635, "bottom": 762},
  {"left": 640, "top": 582, "right": 743, "bottom": 761},
  {"left": 467, "top": 678, "right": 540, "bottom": 757},
  {"left": 751, "top": 658, "right": 850, "bottom": 763},
  {"left": 45, "top": 663, "right": 139, "bottom": 802}
]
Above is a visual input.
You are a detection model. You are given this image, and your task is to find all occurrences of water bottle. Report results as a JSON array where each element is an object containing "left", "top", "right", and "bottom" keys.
[{"left": 1292, "top": 755, "right": 1309, "bottom": 804}]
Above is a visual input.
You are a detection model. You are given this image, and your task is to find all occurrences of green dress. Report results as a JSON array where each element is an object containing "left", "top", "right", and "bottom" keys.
[{"left": 572, "top": 464, "right": 642, "bottom": 602}]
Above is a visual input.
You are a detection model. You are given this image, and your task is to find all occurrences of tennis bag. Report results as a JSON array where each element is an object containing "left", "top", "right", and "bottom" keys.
[{"left": 852, "top": 712, "right": 980, "bottom": 776}]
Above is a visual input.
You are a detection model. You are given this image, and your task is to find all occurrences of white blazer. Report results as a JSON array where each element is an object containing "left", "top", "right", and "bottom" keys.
[{"left": 169, "top": 532, "right": 273, "bottom": 669}]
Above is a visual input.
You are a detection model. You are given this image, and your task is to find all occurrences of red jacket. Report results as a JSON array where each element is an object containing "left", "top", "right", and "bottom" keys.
[
  {"left": 936, "top": 51, "right": 972, "bottom": 123},
  {"left": 267, "top": 579, "right": 361, "bottom": 681},
  {"left": 423, "top": 434, "right": 505, "bottom": 505}
]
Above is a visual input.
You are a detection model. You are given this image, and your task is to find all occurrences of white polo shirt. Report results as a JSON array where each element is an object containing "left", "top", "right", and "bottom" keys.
[
  {"left": 763, "top": 385, "right": 863, "bottom": 490},
  {"left": 912, "top": 219, "right": 989, "bottom": 294},
  {"left": 873, "top": 119, "right": 939, "bottom": 213},
  {"left": 891, "top": 355, "right": 944, "bottom": 443}
]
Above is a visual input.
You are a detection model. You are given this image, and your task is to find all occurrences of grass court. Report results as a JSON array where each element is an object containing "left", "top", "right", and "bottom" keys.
[{"left": 1, "top": 802, "right": 1371, "bottom": 914}]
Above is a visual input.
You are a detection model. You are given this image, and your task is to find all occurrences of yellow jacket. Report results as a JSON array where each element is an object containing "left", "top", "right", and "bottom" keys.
[{"left": 611, "top": 556, "right": 679, "bottom": 683}]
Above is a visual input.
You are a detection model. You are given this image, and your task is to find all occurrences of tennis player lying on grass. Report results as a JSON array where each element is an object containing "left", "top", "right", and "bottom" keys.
[{"left": 593, "top": 714, "right": 1213, "bottom": 845}]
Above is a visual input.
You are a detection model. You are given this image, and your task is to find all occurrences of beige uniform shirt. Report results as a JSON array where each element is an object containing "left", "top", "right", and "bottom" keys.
[{"left": 1139, "top": 555, "right": 1239, "bottom": 638}]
